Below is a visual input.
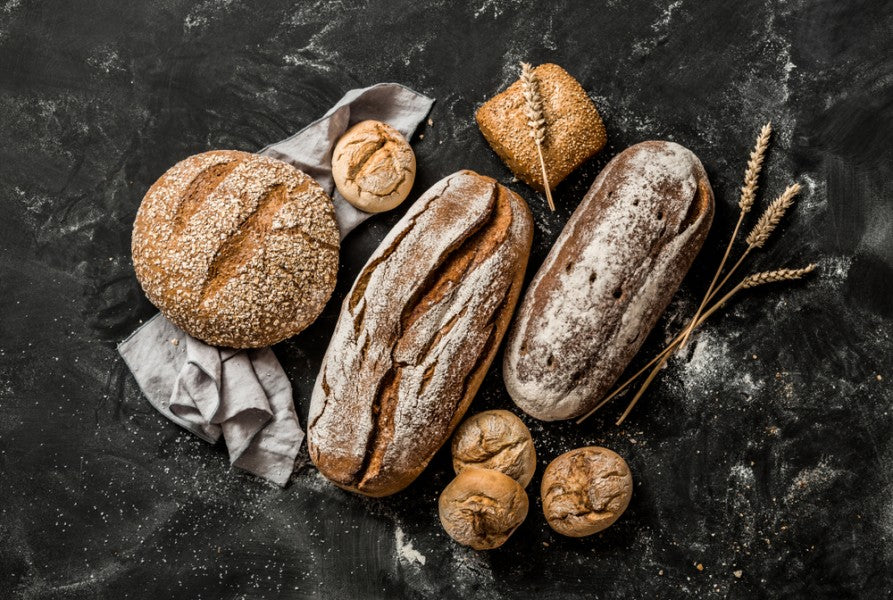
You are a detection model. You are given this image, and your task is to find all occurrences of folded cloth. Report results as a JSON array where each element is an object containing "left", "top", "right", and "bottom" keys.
[
  {"left": 119, "top": 83, "right": 434, "bottom": 486},
  {"left": 261, "top": 82, "right": 435, "bottom": 237}
]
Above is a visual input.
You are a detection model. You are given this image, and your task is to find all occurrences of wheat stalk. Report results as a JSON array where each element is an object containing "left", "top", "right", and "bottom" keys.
[
  {"left": 575, "top": 124, "right": 815, "bottom": 426},
  {"left": 520, "top": 62, "right": 555, "bottom": 211},
  {"left": 698, "top": 182, "right": 802, "bottom": 303},
  {"left": 576, "top": 259, "right": 816, "bottom": 424},
  {"left": 677, "top": 122, "right": 772, "bottom": 350}
]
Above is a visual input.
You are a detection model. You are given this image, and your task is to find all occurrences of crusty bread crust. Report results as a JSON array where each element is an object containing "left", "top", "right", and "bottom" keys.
[
  {"left": 504, "top": 141, "right": 714, "bottom": 421},
  {"left": 476, "top": 63, "right": 606, "bottom": 192},
  {"left": 308, "top": 171, "right": 533, "bottom": 497},
  {"left": 132, "top": 150, "right": 339, "bottom": 348}
]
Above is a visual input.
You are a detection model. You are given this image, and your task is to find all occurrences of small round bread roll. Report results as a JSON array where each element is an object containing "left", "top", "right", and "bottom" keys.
[
  {"left": 132, "top": 150, "right": 339, "bottom": 348},
  {"left": 331, "top": 120, "right": 416, "bottom": 213},
  {"left": 438, "top": 468, "right": 528, "bottom": 550},
  {"left": 541, "top": 446, "right": 633, "bottom": 537},
  {"left": 451, "top": 410, "right": 537, "bottom": 487}
]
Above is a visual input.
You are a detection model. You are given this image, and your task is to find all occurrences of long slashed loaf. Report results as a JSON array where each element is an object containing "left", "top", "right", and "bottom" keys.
[
  {"left": 308, "top": 170, "right": 533, "bottom": 496},
  {"left": 504, "top": 141, "right": 714, "bottom": 421}
]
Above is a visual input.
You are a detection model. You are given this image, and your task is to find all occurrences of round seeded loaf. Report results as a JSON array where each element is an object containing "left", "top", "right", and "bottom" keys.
[{"left": 132, "top": 150, "right": 339, "bottom": 348}]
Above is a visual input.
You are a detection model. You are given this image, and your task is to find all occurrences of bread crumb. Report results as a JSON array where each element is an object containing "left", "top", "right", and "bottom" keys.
[
  {"left": 427, "top": 118, "right": 433, "bottom": 126},
  {"left": 733, "top": 570, "right": 743, "bottom": 578},
  {"left": 696, "top": 563, "right": 704, "bottom": 571},
  {"left": 171, "top": 338, "right": 179, "bottom": 346},
  {"left": 752, "top": 354, "right": 758, "bottom": 360},
  {"left": 877, "top": 374, "right": 883, "bottom": 381},
  {"left": 658, "top": 569, "right": 664, "bottom": 576},
  {"left": 419, "top": 133, "right": 425, "bottom": 139}
]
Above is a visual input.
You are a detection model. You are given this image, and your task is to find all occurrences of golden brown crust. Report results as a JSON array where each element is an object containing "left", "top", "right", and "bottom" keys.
[
  {"left": 476, "top": 63, "right": 607, "bottom": 192},
  {"left": 307, "top": 171, "right": 533, "bottom": 497},
  {"left": 132, "top": 150, "right": 339, "bottom": 348},
  {"left": 504, "top": 141, "right": 715, "bottom": 420},
  {"left": 451, "top": 410, "right": 537, "bottom": 487},
  {"left": 439, "top": 468, "right": 529, "bottom": 550},
  {"left": 331, "top": 120, "right": 416, "bottom": 213},
  {"left": 541, "top": 446, "right": 632, "bottom": 537}
]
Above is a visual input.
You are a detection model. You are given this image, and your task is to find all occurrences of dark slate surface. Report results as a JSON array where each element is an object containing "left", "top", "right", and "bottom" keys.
[{"left": 1, "top": 0, "right": 891, "bottom": 598}]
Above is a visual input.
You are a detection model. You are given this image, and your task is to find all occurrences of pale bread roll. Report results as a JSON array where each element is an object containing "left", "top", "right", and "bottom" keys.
[
  {"left": 451, "top": 410, "right": 536, "bottom": 487},
  {"left": 331, "top": 120, "right": 416, "bottom": 213}
]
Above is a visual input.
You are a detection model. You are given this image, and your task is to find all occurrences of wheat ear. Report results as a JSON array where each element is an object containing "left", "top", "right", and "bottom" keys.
[
  {"left": 746, "top": 183, "right": 801, "bottom": 248},
  {"left": 740, "top": 265, "right": 816, "bottom": 288},
  {"left": 577, "top": 263, "right": 817, "bottom": 425},
  {"left": 610, "top": 263, "right": 816, "bottom": 425},
  {"left": 520, "top": 62, "right": 555, "bottom": 211},
  {"left": 677, "top": 122, "right": 772, "bottom": 350}
]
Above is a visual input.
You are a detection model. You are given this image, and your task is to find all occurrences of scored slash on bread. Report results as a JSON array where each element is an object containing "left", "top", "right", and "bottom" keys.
[{"left": 307, "top": 170, "right": 533, "bottom": 497}]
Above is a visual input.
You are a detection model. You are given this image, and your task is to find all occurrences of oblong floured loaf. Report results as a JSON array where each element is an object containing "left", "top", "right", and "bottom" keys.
[
  {"left": 504, "top": 141, "right": 714, "bottom": 421},
  {"left": 308, "top": 170, "right": 534, "bottom": 496}
]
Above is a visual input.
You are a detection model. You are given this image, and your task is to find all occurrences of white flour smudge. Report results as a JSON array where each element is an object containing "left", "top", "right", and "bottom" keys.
[{"left": 394, "top": 526, "right": 426, "bottom": 566}]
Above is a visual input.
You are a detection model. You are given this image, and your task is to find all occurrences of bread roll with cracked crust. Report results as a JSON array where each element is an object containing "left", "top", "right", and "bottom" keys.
[
  {"left": 451, "top": 410, "right": 536, "bottom": 487},
  {"left": 132, "top": 150, "right": 339, "bottom": 348},
  {"left": 308, "top": 171, "right": 534, "bottom": 497},
  {"left": 504, "top": 141, "right": 714, "bottom": 420},
  {"left": 439, "top": 468, "right": 529, "bottom": 550},
  {"left": 332, "top": 120, "right": 416, "bottom": 213},
  {"left": 541, "top": 446, "right": 632, "bottom": 537}
]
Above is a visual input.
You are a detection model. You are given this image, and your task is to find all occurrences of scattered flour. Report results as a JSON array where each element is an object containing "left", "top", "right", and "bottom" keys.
[
  {"left": 784, "top": 458, "right": 842, "bottom": 504},
  {"left": 729, "top": 463, "right": 755, "bottom": 487},
  {"left": 652, "top": 0, "right": 683, "bottom": 32},
  {"left": 474, "top": 0, "right": 523, "bottom": 19},
  {"left": 394, "top": 526, "right": 426, "bottom": 566}
]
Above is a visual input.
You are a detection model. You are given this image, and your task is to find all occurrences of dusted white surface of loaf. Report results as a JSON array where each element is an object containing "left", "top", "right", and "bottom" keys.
[
  {"left": 504, "top": 141, "right": 712, "bottom": 420},
  {"left": 308, "top": 170, "right": 532, "bottom": 494}
]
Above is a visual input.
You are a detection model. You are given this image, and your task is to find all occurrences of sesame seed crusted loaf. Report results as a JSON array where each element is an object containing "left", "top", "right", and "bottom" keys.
[
  {"left": 476, "top": 63, "right": 607, "bottom": 192},
  {"left": 307, "top": 170, "right": 533, "bottom": 497},
  {"left": 504, "top": 141, "right": 714, "bottom": 421},
  {"left": 132, "top": 150, "right": 339, "bottom": 348}
]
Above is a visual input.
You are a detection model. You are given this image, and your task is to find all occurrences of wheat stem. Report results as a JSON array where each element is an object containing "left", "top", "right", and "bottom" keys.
[
  {"left": 520, "top": 62, "right": 555, "bottom": 211},
  {"left": 578, "top": 263, "right": 816, "bottom": 425},
  {"left": 613, "top": 264, "right": 815, "bottom": 425},
  {"left": 577, "top": 280, "right": 745, "bottom": 424},
  {"left": 677, "top": 123, "right": 771, "bottom": 350}
]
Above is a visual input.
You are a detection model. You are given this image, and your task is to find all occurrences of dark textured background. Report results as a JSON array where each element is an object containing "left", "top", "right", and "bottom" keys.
[{"left": 1, "top": 0, "right": 891, "bottom": 598}]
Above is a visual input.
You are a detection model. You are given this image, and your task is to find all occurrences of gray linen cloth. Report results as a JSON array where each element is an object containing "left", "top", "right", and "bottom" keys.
[{"left": 119, "top": 83, "right": 434, "bottom": 486}]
